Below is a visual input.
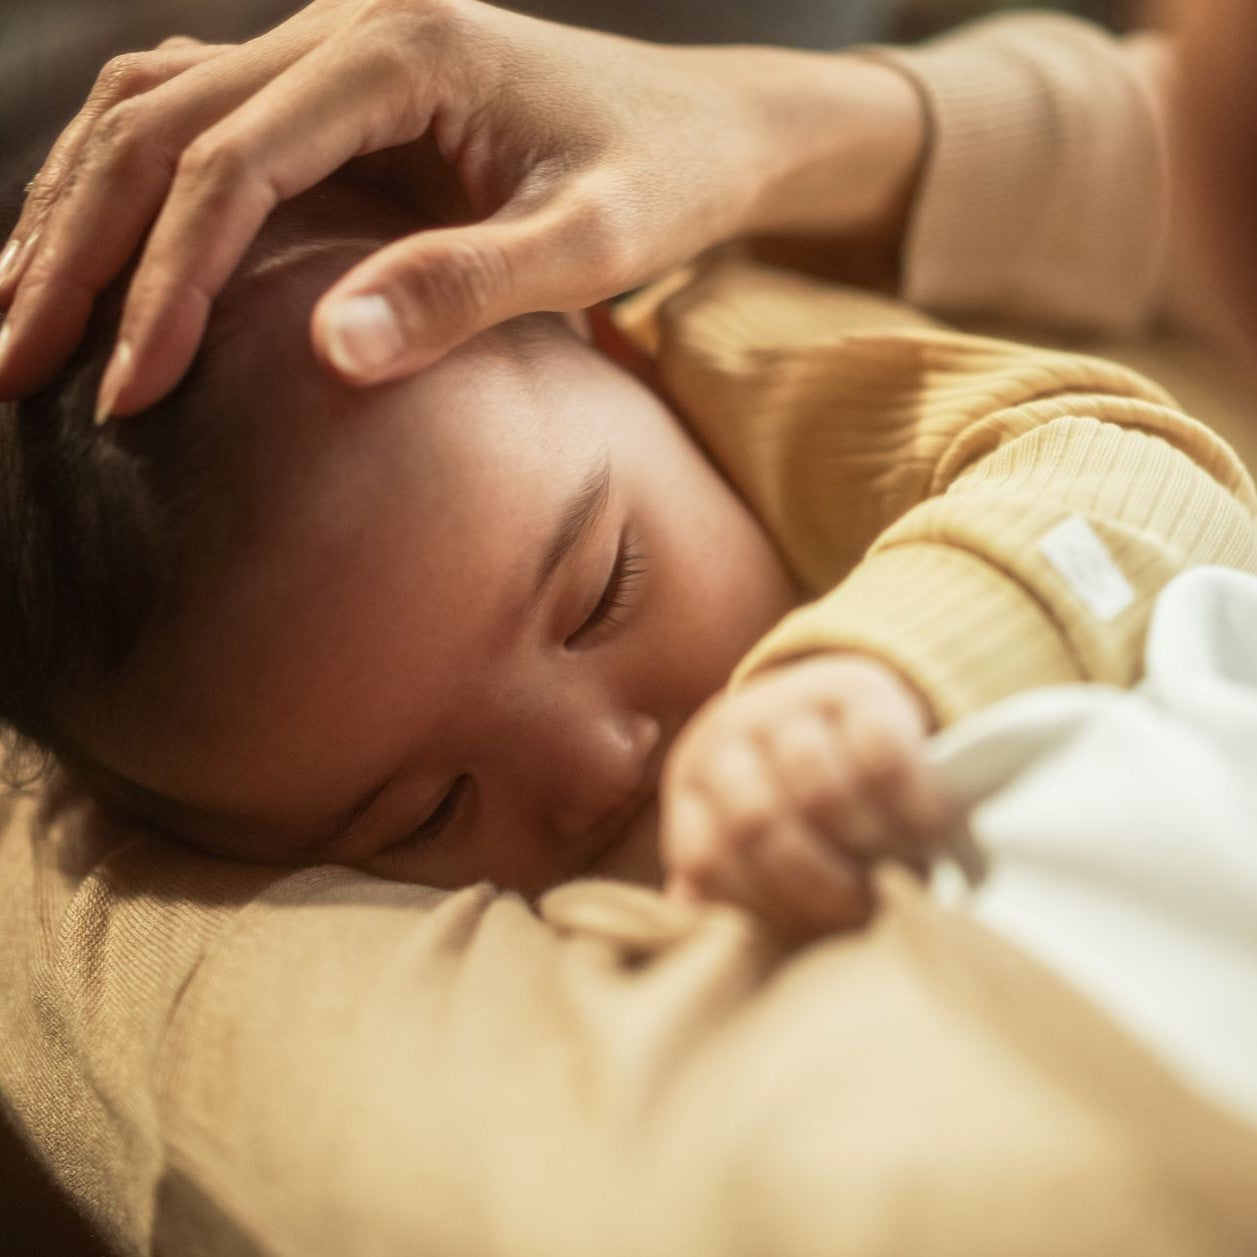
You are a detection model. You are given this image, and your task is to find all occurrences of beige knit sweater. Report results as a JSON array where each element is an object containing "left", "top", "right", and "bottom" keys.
[{"left": 873, "top": 11, "right": 1196, "bottom": 336}]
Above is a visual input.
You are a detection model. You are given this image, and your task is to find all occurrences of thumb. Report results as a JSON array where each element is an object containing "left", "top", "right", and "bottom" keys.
[{"left": 312, "top": 212, "right": 609, "bottom": 384}]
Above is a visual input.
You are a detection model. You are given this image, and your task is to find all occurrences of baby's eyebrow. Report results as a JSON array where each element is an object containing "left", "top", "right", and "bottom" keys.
[{"left": 526, "top": 454, "right": 612, "bottom": 615}]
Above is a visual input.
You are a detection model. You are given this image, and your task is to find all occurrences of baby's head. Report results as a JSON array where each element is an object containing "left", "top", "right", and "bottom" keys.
[{"left": 0, "top": 181, "right": 794, "bottom": 895}]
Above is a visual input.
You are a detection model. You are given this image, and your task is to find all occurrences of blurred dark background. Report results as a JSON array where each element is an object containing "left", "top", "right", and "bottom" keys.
[
  {"left": 0, "top": 0, "right": 1144, "bottom": 1254},
  {"left": 1, "top": 0, "right": 1139, "bottom": 183}
]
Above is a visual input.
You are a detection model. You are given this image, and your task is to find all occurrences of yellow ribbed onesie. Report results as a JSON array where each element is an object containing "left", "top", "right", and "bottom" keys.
[{"left": 619, "top": 257, "right": 1257, "bottom": 726}]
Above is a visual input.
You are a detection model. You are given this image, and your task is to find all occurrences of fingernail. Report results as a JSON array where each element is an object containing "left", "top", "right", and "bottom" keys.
[
  {"left": 0, "top": 239, "right": 21, "bottom": 289},
  {"left": 95, "top": 341, "right": 133, "bottom": 426},
  {"left": 323, "top": 294, "right": 406, "bottom": 380},
  {"left": 0, "top": 321, "right": 11, "bottom": 370}
]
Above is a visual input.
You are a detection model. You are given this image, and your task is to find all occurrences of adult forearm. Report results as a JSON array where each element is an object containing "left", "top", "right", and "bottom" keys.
[{"left": 706, "top": 46, "right": 927, "bottom": 249}]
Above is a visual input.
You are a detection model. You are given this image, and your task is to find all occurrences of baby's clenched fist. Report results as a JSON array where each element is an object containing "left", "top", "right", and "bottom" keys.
[{"left": 661, "top": 654, "right": 954, "bottom": 937}]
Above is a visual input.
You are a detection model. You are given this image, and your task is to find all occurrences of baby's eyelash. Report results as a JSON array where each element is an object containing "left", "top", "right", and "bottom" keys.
[
  {"left": 577, "top": 536, "right": 645, "bottom": 640},
  {"left": 384, "top": 774, "right": 468, "bottom": 856}
]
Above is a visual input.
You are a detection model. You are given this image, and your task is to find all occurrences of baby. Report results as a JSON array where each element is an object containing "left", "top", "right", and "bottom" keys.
[{"left": 2, "top": 178, "right": 1250, "bottom": 936}]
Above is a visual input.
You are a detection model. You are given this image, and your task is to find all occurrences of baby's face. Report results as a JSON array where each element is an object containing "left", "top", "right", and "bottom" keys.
[{"left": 84, "top": 245, "right": 797, "bottom": 896}]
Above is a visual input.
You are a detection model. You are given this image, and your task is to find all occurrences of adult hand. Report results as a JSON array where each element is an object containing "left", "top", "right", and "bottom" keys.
[
  {"left": 660, "top": 654, "right": 955, "bottom": 939},
  {"left": 0, "top": 0, "right": 924, "bottom": 421}
]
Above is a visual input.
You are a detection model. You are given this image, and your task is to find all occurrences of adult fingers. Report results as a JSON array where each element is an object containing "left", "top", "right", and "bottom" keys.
[
  {"left": 0, "top": 39, "right": 229, "bottom": 308},
  {"left": 310, "top": 190, "right": 629, "bottom": 387},
  {"left": 156, "top": 35, "right": 209, "bottom": 51},
  {"left": 90, "top": 19, "right": 481, "bottom": 420},
  {"left": 0, "top": 33, "right": 326, "bottom": 402}
]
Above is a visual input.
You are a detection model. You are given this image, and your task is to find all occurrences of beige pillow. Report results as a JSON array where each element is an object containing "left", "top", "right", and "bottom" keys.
[{"left": 4, "top": 773, "right": 1257, "bottom": 1257}]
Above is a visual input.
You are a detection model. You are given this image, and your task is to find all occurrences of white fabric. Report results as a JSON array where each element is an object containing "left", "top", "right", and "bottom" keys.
[{"left": 930, "top": 566, "right": 1257, "bottom": 1124}]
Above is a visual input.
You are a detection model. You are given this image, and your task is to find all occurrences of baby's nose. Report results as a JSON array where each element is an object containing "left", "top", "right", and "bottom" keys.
[{"left": 547, "top": 709, "right": 662, "bottom": 841}]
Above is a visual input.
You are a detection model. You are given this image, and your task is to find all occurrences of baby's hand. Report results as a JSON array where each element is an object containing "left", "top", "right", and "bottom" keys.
[{"left": 661, "top": 654, "right": 954, "bottom": 937}]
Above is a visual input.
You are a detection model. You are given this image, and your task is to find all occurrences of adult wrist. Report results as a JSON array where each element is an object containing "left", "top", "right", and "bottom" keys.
[{"left": 732, "top": 47, "right": 927, "bottom": 248}]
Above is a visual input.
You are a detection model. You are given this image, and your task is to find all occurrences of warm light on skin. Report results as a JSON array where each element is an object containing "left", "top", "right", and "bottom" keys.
[{"left": 78, "top": 221, "right": 798, "bottom": 898}]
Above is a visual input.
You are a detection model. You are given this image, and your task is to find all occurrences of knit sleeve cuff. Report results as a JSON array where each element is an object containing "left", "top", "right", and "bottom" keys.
[
  {"left": 859, "top": 14, "right": 1169, "bottom": 336},
  {"left": 730, "top": 542, "right": 1083, "bottom": 729}
]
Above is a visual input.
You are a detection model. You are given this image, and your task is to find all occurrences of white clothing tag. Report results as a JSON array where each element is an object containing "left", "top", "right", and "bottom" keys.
[{"left": 1036, "top": 515, "right": 1135, "bottom": 622}]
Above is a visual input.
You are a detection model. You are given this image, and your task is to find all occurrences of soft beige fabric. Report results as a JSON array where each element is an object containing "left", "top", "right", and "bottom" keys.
[
  {"left": 5, "top": 11, "right": 1257, "bottom": 1257},
  {"left": 5, "top": 789, "right": 1257, "bottom": 1257}
]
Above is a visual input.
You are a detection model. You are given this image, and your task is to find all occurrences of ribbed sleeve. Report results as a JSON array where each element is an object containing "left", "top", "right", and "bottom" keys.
[
  {"left": 626, "top": 257, "right": 1257, "bottom": 727},
  {"left": 732, "top": 413, "right": 1257, "bottom": 724},
  {"left": 862, "top": 14, "right": 1173, "bottom": 336}
]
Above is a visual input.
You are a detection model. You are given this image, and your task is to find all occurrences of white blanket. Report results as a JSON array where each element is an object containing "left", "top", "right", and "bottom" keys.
[{"left": 932, "top": 566, "right": 1257, "bottom": 1123}]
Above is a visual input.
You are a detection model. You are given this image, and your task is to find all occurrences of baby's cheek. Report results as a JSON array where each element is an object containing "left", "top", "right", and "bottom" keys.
[
  {"left": 697, "top": 535, "right": 797, "bottom": 675},
  {"left": 584, "top": 801, "right": 662, "bottom": 887}
]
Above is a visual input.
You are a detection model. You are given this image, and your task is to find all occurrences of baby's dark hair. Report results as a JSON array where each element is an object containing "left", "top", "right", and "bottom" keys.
[
  {"left": 0, "top": 223, "right": 216, "bottom": 790},
  {"left": 0, "top": 171, "right": 493, "bottom": 819},
  {"left": 0, "top": 179, "right": 336, "bottom": 799}
]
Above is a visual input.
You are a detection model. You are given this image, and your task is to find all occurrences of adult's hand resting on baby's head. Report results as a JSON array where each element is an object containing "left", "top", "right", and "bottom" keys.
[
  {"left": 0, "top": 0, "right": 923, "bottom": 421},
  {"left": 661, "top": 654, "right": 955, "bottom": 939}
]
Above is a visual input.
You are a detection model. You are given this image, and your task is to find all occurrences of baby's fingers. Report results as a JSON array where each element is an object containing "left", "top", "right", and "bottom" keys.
[
  {"left": 765, "top": 712, "right": 885, "bottom": 852},
  {"left": 839, "top": 706, "right": 955, "bottom": 846},
  {"left": 663, "top": 735, "right": 872, "bottom": 937},
  {"left": 665, "top": 791, "right": 868, "bottom": 938},
  {"left": 663, "top": 787, "right": 764, "bottom": 910},
  {"left": 664, "top": 736, "right": 774, "bottom": 873},
  {"left": 741, "top": 819, "right": 872, "bottom": 936}
]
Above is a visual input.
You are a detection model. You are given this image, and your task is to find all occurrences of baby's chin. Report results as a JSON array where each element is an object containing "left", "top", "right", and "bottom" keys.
[{"left": 582, "top": 801, "right": 662, "bottom": 888}]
